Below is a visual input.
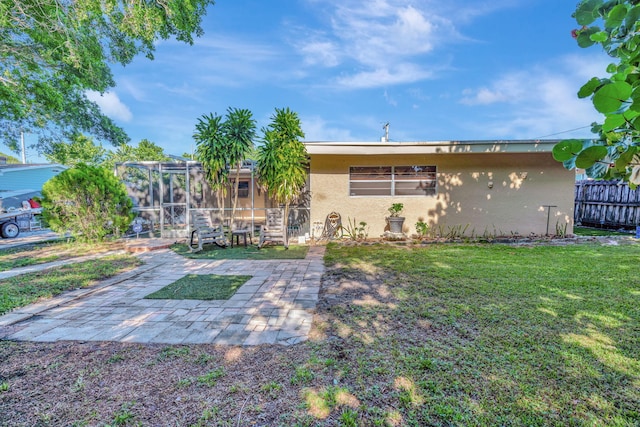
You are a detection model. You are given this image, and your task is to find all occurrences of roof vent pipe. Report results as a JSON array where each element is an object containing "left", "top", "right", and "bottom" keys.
[{"left": 382, "top": 122, "right": 389, "bottom": 142}]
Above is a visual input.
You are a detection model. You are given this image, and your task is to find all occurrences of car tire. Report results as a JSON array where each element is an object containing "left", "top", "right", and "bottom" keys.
[{"left": 0, "top": 222, "right": 20, "bottom": 239}]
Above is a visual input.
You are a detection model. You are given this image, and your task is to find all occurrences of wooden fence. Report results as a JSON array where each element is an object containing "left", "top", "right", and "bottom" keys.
[{"left": 574, "top": 180, "right": 640, "bottom": 229}]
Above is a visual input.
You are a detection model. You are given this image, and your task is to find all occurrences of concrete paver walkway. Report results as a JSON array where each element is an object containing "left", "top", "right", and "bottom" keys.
[{"left": 0, "top": 246, "right": 325, "bottom": 346}]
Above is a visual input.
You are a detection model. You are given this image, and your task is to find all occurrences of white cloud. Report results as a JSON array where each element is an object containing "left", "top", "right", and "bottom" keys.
[
  {"left": 85, "top": 91, "right": 133, "bottom": 122},
  {"left": 335, "top": 63, "right": 434, "bottom": 89},
  {"left": 301, "top": 115, "right": 356, "bottom": 141},
  {"left": 152, "top": 35, "right": 291, "bottom": 90},
  {"left": 118, "top": 78, "right": 146, "bottom": 102},
  {"left": 384, "top": 89, "right": 397, "bottom": 106},
  {"left": 296, "top": 0, "right": 463, "bottom": 88},
  {"left": 300, "top": 40, "right": 341, "bottom": 67},
  {"left": 458, "top": 54, "right": 608, "bottom": 139},
  {"left": 460, "top": 73, "right": 526, "bottom": 105}
]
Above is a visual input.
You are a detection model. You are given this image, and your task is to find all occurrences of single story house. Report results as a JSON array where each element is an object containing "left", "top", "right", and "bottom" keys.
[{"left": 304, "top": 139, "right": 574, "bottom": 237}]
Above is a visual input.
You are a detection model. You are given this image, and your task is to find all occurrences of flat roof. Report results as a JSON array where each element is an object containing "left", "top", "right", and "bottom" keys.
[{"left": 303, "top": 139, "right": 561, "bottom": 155}]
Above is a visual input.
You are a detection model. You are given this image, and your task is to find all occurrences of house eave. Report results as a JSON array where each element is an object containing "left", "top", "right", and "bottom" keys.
[
  {"left": 0, "top": 163, "right": 68, "bottom": 173},
  {"left": 303, "top": 140, "right": 561, "bottom": 156}
]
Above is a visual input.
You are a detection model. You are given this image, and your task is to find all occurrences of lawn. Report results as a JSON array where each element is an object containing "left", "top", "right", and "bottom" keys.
[
  {"left": 144, "top": 274, "right": 251, "bottom": 300},
  {"left": 0, "top": 255, "right": 142, "bottom": 315},
  {"left": 573, "top": 226, "right": 634, "bottom": 237},
  {"left": 316, "top": 242, "right": 640, "bottom": 426},
  {"left": 0, "top": 241, "right": 638, "bottom": 426},
  {"left": 0, "top": 240, "right": 123, "bottom": 271}
]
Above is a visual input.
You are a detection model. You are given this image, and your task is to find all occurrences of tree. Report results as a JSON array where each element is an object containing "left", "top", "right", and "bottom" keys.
[
  {"left": 44, "top": 134, "right": 107, "bottom": 166},
  {"left": 40, "top": 163, "right": 133, "bottom": 241},
  {"left": 256, "top": 107, "right": 308, "bottom": 239},
  {"left": 193, "top": 113, "right": 228, "bottom": 214},
  {"left": 555, "top": 0, "right": 640, "bottom": 186},
  {"left": 224, "top": 108, "right": 256, "bottom": 230},
  {"left": 193, "top": 108, "right": 256, "bottom": 229},
  {"left": 103, "top": 139, "right": 170, "bottom": 170},
  {"left": 0, "top": 0, "right": 213, "bottom": 154},
  {"left": 0, "top": 151, "right": 20, "bottom": 164}
]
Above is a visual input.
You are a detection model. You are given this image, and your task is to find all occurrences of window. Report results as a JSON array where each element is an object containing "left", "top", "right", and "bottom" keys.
[
  {"left": 349, "top": 166, "right": 436, "bottom": 196},
  {"left": 237, "top": 181, "right": 249, "bottom": 198}
]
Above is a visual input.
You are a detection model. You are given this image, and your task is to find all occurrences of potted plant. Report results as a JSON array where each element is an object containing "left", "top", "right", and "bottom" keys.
[{"left": 387, "top": 203, "right": 405, "bottom": 234}]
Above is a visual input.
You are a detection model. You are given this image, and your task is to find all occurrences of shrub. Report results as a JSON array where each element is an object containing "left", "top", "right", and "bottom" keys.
[{"left": 41, "top": 163, "right": 133, "bottom": 242}]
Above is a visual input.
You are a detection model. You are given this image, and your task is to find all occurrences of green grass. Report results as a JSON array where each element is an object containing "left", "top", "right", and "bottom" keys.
[
  {"left": 0, "top": 255, "right": 141, "bottom": 315},
  {"left": 171, "top": 243, "right": 309, "bottom": 260},
  {"left": 144, "top": 274, "right": 251, "bottom": 300},
  {"left": 0, "top": 240, "right": 122, "bottom": 272},
  {"left": 316, "top": 242, "right": 640, "bottom": 426},
  {"left": 574, "top": 226, "right": 634, "bottom": 236}
]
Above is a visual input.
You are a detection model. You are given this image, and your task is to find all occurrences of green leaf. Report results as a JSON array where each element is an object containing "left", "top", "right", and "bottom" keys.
[
  {"left": 606, "top": 4, "right": 627, "bottom": 29},
  {"left": 553, "top": 140, "right": 584, "bottom": 161},
  {"left": 575, "top": 145, "right": 608, "bottom": 169},
  {"left": 590, "top": 31, "right": 609, "bottom": 42},
  {"left": 577, "top": 27, "right": 601, "bottom": 48},
  {"left": 606, "top": 63, "right": 618, "bottom": 73},
  {"left": 602, "top": 114, "right": 625, "bottom": 132},
  {"left": 578, "top": 77, "right": 601, "bottom": 98},
  {"left": 615, "top": 146, "right": 637, "bottom": 171},
  {"left": 625, "top": 6, "right": 640, "bottom": 29},
  {"left": 593, "top": 81, "right": 632, "bottom": 113},
  {"left": 575, "top": 0, "right": 601, "bottom": 26}
]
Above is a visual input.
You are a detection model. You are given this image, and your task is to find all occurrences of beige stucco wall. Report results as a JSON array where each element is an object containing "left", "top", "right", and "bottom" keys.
[{"left": 309, "top": 152, "right": 574, "bottom": 238}]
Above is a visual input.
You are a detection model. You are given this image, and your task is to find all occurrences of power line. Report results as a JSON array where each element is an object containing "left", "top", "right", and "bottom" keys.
[{"left": 532, "top": 125, "right": 592, "bottom": 139}]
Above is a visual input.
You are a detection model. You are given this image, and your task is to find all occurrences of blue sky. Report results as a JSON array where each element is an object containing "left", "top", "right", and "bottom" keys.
[{"left": 42, "top": 0, "right": 613, "bottom": 159}]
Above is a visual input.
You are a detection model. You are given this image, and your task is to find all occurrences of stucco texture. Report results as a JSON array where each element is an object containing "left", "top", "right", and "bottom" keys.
[{"left": 309, "top": 152, "right": 574, "bottom": 238}]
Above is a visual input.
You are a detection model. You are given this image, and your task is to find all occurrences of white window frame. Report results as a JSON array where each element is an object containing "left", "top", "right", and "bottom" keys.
[{"left": 349, "top": 165, "right": 437, "bottom": 197}]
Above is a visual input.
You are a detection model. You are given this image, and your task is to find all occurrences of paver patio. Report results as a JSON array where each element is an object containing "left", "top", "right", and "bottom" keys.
[{"left": 0, "top": 246, "right": 325, "bottom": 346}]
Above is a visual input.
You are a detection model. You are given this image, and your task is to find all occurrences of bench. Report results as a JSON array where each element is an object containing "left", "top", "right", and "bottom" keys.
[
  {"left": 189, "top": 211, "right": 228, "bottom": 252},
  {"left": 258, "top": 208, "right": 288, "bottom": 249}
]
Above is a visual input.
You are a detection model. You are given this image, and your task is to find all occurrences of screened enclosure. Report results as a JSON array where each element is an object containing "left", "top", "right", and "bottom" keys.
[{"left": 115, "top": 161, "right": 310, "bottom": 239}]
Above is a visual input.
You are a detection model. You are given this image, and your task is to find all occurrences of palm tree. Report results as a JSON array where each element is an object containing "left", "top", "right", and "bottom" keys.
[
  {"left": 193, "top": 113, "right": 228, "bottom": 214},
  {"left": 223, "top": 108, "right": 256, "bottom": 231},
  {"left": 256, "top": 107, "right": 308, "bottom": 241},
  {"left": 193, "top": 108, "right": 256, "bottom": 230}
]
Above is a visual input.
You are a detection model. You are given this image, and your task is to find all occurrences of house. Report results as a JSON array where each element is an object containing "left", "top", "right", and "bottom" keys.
[
  {"left": 304, "top": 139, "right": 574, "bottom": 237},
  {"left": 0, "top": 163, "right": 67, "bottom": 210}
]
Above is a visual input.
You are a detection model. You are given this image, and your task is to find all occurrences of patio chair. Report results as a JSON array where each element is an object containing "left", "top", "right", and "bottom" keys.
[
  {"left": 189, "top": 211, "right": 228, "bottom": 252},
  {"left": 258, "top": 208, "right": 288, "bottom": 249}
]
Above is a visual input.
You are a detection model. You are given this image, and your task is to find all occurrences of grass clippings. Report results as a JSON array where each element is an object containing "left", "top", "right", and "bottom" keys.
[
  {"left": 1, "top": 242, "right": 639, "bottom": 426},
  {"left": 0, "top": 255, "right": 141, "bottom": 316},
  {"left": 171, "top": 243, "right": 309, "bottom": 260},
  {"left": 144, "top": 274, "right": 250, "bottom": 300}
]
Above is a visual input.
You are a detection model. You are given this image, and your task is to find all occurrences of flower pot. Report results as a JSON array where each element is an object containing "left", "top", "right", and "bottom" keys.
[{"left": 388, "top": 216, "right": 405, "bottom": 234}]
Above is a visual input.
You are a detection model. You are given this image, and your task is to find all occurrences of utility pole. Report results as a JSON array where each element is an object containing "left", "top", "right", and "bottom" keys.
[{"left": 20, "top": 132, "right": 26, "bottom": 164}]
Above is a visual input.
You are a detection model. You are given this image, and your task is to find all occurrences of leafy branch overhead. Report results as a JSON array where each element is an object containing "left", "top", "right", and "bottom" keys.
[
  {"left": 556, "top": 0, "right": 640, "bottom": 186},
  {"left": 0, "top": 0, "right": 213, "bottom": 153}
]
